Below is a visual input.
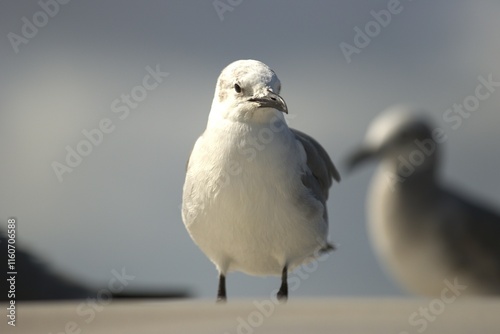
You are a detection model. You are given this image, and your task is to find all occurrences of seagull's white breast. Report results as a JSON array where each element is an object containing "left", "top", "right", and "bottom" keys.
[
  {"left": 368, "top": 163, "right": 460, "bottom": 295},
  {"left": 182, "top": 116, "right": 327, "bottom": 276}
]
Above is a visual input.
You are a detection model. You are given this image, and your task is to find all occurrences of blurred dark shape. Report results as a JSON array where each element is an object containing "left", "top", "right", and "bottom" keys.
[
  {"left": 347, "top": 106, "right": 500, "bottom": 296},
  {"left": 0, "top": 232, "right": 191, "bottom": 301}
]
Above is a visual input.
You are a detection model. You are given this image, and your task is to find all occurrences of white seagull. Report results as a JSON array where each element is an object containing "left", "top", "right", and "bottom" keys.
[
  {"left": 182, "top": 60, "right": 340, "bottom": 302},
  {"left": 347, "top": 106, "right": 500, "bottom": 296}
]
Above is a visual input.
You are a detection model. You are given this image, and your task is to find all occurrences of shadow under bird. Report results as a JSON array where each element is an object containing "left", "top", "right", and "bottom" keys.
[
  {"left": 347, "top": 106, "right": 500, "bottom": 296},
  {"left": 182, "top": 59, "right": 340, "bottom": 302}
]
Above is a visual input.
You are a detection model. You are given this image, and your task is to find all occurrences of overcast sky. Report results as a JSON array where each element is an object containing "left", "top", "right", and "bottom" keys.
[{"left": 1, "top": 1, "right": 500, "bottom": 299}]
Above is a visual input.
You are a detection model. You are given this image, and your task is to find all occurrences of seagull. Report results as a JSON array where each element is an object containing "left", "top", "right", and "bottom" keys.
[
  {"left": 182, "top": 59, "right": 340, "bottom": 302},
  {"left": 347, "top": 106, "right": 500, "bottom": 296}
]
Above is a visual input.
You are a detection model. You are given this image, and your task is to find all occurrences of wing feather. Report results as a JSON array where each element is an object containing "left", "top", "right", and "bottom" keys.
[{"left": 291, "top": 128, "right": 340, "bottom": 201}]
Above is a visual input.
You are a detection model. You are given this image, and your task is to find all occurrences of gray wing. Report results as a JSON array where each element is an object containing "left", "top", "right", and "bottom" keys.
[
  {"left": 291, "top": 128, "right": 340, "bottom": 206},
  {"left": 440, "top": 187, "right": 500, "bottom": 292},
  {"left": 291, "top": 129, "right": 339, "bottom": 251},
  {"left": 291, "top": 128, "right": 340, "bottom": 197}
]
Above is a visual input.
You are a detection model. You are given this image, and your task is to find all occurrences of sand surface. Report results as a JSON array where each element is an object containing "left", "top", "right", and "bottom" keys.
[{"left": 3, "top": 298, "right": 500, "bottom": 333}]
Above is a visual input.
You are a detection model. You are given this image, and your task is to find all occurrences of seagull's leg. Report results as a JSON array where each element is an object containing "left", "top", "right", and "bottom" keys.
[
  {"left": 216, "top": 273, "right": 227, "bottom": 303},
  {"left": 277, "top": 265, "right": 288, "bottom": 302}
]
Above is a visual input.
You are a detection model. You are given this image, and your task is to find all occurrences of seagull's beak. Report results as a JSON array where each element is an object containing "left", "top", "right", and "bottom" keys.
[
  {"left": 346, "top": 146, "right": 377, "bottom": 172},
  {"left": 248, "top": 89, "right": 288, "bottom": 114}
]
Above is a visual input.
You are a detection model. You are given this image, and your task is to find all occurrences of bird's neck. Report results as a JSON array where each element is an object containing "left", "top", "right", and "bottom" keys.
[
  {"left": 207, "top": 108, "right": 287, "bottom": 134},
  {"left": 209, "top": 100, "right": 287, "bottom": 124},
  {"left": 382, "top": 156, "right": 439, "bottom": 200}
]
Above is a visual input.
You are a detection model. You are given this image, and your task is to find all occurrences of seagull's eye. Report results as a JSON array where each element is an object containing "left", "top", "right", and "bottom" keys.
[{"left": 234, "top": 83, "right": 242, "bottom": 93}]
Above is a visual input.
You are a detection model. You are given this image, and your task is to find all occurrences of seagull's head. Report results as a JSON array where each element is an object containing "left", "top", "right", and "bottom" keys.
[
  {"left": 209, "top": 59, "right": 288, "bottom": 123},
  {"left": 347, "top": 105, "right": 440, "bottom": 172}
]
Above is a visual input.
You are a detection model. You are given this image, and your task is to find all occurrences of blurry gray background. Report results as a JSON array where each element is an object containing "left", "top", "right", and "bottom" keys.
[{"left": 1, "top": 0, "right": 499, "bottom": 298}]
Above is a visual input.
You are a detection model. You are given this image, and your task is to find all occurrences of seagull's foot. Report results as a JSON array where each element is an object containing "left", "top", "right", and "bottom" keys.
[
  {"left": 216, "top": 273, "right": 227, "bottom": 304},
  {"left": 276, "top": 288, "right": 288, "bottom": 303},
  {"left": 277, "top": 265, "right": 288, "bottom": 303},
  {"left": 216, "top": 295, "right": 227, "bottom": 304}
]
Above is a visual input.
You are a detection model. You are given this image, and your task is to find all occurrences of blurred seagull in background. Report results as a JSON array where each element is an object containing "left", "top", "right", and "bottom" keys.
[
  {"left": 347, "top": 105, "right": 500, "bottom": 296},
  {"left": 182, "top": 59, "right": 340, "bottom": 302}
]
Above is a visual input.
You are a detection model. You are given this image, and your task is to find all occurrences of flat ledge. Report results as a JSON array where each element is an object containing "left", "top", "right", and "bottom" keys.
[{"left": 3, "top": 297, "right": 500, "bottom": 333}]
